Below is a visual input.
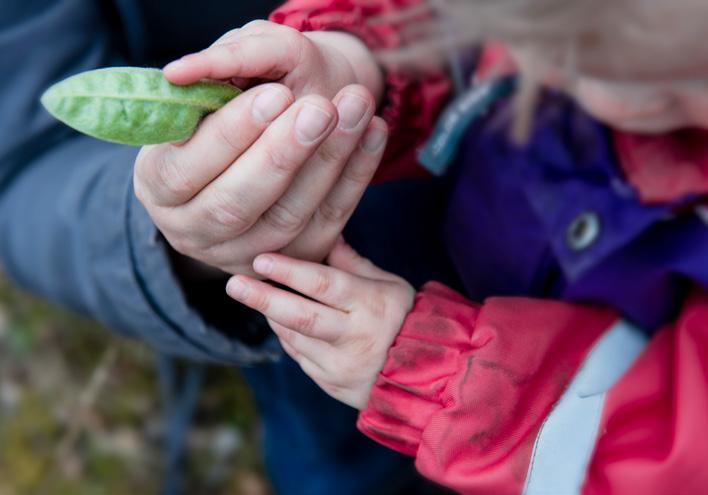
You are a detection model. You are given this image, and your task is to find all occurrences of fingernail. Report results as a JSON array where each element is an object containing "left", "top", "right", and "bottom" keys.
[
  {"left": 252, "top": 87, "right": 290, "bottom": 123},
  {"left": 361, "top": 126, "right": 387, "bottom": 153},
  {"left": 253, "top": 255, "right": 274, "bottom": 275},
  {"left": 336, "top": 93, "right": 369, "bottom": 130},
  {"left": 226, "top": 277, "right": 249, "bottom": 300},
  {"left": 295, "top": 104, "right": 333, "bottom": 143}
]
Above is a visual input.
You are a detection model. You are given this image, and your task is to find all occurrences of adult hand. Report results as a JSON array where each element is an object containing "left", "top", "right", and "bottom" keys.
[
  {"left": 134, "top": 21, "right": 388, "bottom": 277},
  {"left": 134, "top": 82, "right": 388, "bottom": 277}
]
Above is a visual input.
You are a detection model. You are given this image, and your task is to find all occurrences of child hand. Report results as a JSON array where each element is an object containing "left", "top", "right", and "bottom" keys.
[
  {"left": 163, "top": 20, "right": 384, "bottom": 105},
  {"left": 226, "top": 239, "right": 415, "bottom": 409}
]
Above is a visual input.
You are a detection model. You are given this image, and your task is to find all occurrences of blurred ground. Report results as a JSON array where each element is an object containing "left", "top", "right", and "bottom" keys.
[{"left": 0, "top": 273, "right": 272, "bottom": 495}]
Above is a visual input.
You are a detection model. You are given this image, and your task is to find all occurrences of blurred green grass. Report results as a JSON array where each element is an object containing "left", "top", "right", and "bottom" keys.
[{"left": 0, "top": 273, "right": 271, "bottom": 495}]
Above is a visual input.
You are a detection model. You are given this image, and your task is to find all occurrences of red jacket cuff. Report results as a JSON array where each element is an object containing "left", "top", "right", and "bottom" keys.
[
  {"left": 357, "top": 282, "right": 618, "bottom": 463},
  {"left": 357, "top": 282, "right": 481, "bottom": 455}
]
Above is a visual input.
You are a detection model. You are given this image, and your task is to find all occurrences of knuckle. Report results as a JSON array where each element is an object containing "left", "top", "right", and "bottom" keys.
[
  {"left": 282, "top": 21, "right": 304, "bottom": 39},
  {"left": 154, "top": 151, "right": 196, "bottom": 201},
  {"left": 262, "top": 202, "right": 307, "bottom": 234},
  {"left": 213, "top": 113, "right": 243, "bottom": 151},
  {"left": 292, "top": 311, "right": 318, "bottom": 335},
  {"left": 317, "top": 200, "right": 348, "bottom": 224},
  {"left": 205, "top": 196, "right": 253, "bottom": 232},
  {"left": 367, "top": 288, "right": 390, "bottom": 319},
  {"left": 273, "top": 261, "right": 294, "bottom": 283},
  {"left": 311, "top": 270, "right": 333, "bottom": 298},
  {"left": 249, "top": 290, "right": 270, "bottom": 313},
  {"left": 273, "top": 19, "right": 302, "bottom": 36},
  {"left": 219, "top": 41, "right": 243, "bottom": 59},
  {"left": 343, "top": 158, "right": 377, "bottom": 186},
  {"left": 285, "top": 28, "right": 307, "bottom": 59},
  {"left": 314, "top": 141, "right": 345, "bottom": 165},
  {"left": 263, "top": 146, "right": 297, "bottom": 179}
]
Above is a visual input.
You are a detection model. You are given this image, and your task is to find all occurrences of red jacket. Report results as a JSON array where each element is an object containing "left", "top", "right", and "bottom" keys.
[{"left": 272, "top": 1, "right": 708, "bottom": 493}]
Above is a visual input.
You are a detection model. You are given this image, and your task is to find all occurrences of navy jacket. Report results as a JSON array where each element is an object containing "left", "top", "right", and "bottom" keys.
[{"left": 0, "top": 0, "right": 285, "bottom": 363}]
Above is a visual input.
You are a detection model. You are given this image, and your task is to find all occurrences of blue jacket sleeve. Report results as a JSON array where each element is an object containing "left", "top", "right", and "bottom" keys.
[{"left": 0, "top": 0, "right": 279, "bottom": 364}]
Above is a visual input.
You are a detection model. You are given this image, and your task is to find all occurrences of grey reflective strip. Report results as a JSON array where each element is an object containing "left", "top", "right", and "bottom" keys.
[{"left": 523, "top": 320, "right": 648, "bottom": 495}]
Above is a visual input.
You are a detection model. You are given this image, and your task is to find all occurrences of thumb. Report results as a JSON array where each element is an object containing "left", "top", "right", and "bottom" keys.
[{"left": 327, "top": 237, "right": 399, "bottom": 282}]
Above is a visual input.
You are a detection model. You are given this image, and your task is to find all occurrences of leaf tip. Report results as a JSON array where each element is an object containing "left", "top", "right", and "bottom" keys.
[{"left": 39, "top": 83, "right": 60, "bottom": 117}]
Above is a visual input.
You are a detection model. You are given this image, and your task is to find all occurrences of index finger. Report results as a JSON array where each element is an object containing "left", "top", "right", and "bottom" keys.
[
  {"left": 226, "top": 275, "right": 345, "bottom": 342},
  {"left": 135, "top": 83, "right": 293, "bottom": 207},
  {"left": 163, "top": 31, "right": 301, "bottom": 85},
  {"left": 252, "top": 253, "right": 359, "bottom": 311}
]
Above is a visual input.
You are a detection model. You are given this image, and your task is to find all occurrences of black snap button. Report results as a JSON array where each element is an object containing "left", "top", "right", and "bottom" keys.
[{"left": 566, "top": 212, "right": 601, "bottom": 251}]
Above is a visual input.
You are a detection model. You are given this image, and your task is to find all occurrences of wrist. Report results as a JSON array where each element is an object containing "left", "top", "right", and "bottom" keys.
[{"left": 305, "top": 31, "right": 385, "bottom": 105}]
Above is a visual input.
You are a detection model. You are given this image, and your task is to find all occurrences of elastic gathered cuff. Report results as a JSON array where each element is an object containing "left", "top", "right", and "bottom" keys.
[{"left": 357, "top": 282, "right": 481, "bottom": 455}]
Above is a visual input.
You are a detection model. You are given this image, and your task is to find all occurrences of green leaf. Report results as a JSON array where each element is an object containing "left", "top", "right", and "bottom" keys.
[{"left": 40, "top": 67, "right": 241, "bottom": 145}]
